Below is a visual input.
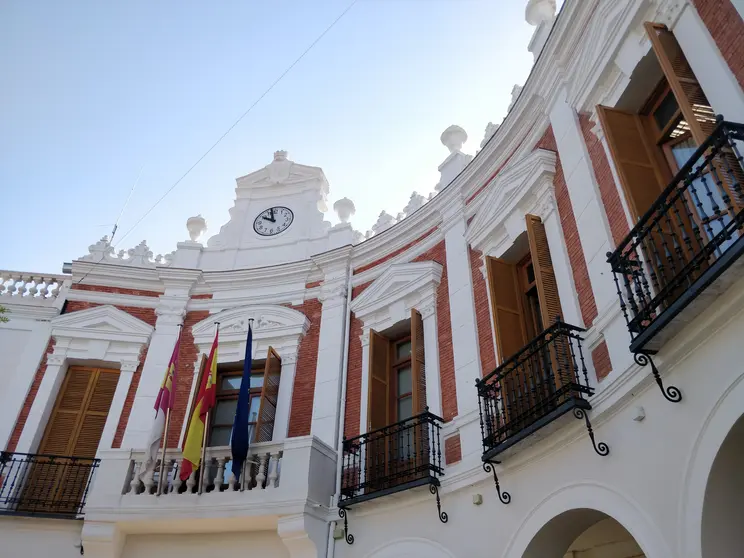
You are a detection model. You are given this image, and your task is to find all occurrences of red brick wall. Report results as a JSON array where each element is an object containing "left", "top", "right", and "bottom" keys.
[
  {"left": 444, "top": 434, "right": 462, "bottom": 465},
  {"left": 414, "top": 241, "right": 457, "bottom": 422},
  {"left": 344, "top": 314, "right": 364, "bottom": 439},
  {"left": 353, "top": 227, "right": 437, "bottom": 275},
  {"left": 470, "top": 247, "right": 497, "bottom": 375},
  {"left": 692, "top": 0, "right": 744, "bottom": 90},
  {"left": 536, "top": 127, "right": 599, "bottom": 327},
  {"left": 579, "top": 114, "right": 630, "bottom": 247},
  {"left": 70, "top": 284, "right": 161, "bottom": 297},
  {"left": 591, "top": 340, "right": 613, "bottom": 381},
  {"left": 5, "top": 339, "right": 55, "bottom": 452},
  {"left": 287, "top": 299, "right": 322, "bottom": 437}
]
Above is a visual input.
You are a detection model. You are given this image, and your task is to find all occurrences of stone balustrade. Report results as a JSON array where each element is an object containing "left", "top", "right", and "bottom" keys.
[
  {"left": 0, "top": 271, "right": 67, "bottom": 300},
  {"left": 124, "top": 443, "right": 283, "bottom": 496}
]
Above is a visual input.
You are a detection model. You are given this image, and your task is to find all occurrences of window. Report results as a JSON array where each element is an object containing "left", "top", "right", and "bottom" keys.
[
  {"left": 486, "top": 214, "right": 563, "bottom": 363},
  {"left": 367, "top": 309, "right": 426, "bottom": 432},
  {"left": 209, "top": 364, "right": 264, "bottom": 447}
]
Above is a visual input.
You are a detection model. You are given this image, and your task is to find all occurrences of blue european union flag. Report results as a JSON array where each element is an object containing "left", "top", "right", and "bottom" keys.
[{"left": 231, "top": 322, "right": 253, "bottom": 482}]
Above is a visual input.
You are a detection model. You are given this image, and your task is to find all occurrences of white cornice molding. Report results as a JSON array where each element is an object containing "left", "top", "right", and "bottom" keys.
[
  {"left": 466, "top": 149, "right": 557, "bottom": 254},
  {"left": 350, "top": 261, "right": 442, "bottom": 331},
  {"left": 51, "top": 304, "right": 154, "bottom": 345},
  {"left": 70, "top": 260, "right": 164, "bottom": 292}
]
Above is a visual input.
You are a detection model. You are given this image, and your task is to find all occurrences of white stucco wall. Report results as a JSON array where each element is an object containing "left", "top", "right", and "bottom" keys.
[
  {"left": 121, "top": 531, "right": 289, "bottom": 558},
  {"left": 564, "top": 518, "right": 644, "bottom": 558},
  {"left": 0, "top": 518, "right": 83, "bottom": 558}
]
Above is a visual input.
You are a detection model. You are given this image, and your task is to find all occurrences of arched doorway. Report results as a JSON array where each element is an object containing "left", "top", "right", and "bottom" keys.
[
  {"left": 701, "top": 414, "right": 744, "bottom": 557},
  {"left": 521, "top": 509, "right": 645, "bottom": 558}
]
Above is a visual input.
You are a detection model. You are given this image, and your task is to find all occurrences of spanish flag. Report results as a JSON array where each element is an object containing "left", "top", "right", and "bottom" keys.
[{"left": 180, "top": 329, "right": 219, "bottom": 481}]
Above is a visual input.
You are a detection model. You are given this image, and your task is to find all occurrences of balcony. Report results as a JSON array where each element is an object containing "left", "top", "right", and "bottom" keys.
[
  {"left": 81, "top": 436, "right": 336, "bottom": 532},
  {"left": 338, "top": 411, "right": 447, "bottom": 535},
  {"left": 607, "top": 120, "right": 744, "bottom": 356},
  {"left": 0, "top": 451, "right": 100, "bottom": 519},
  {"left": 475, "top": 321, "right": 607, "bottom": 502}
]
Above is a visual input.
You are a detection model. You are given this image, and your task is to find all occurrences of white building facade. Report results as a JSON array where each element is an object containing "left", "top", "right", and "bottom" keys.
[{"left": 2, "top": 0, "right": 744, "bottom": 556}]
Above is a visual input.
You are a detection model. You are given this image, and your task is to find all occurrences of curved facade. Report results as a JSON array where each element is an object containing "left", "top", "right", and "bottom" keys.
[{"left": 2, "top": 1, "right": 744, "bottom": 557}]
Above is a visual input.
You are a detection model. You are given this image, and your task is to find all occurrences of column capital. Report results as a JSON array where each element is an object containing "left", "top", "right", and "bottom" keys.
[
  {"left": 318, "top": 281, "right": 347, "bottom": 307},
  {"left": 154, "top": 295, "right": 188, "bottom": 325},
  {"left": 119, "top": 361, "right": 139, "bottom": 374},
  {"left": 360, "top": 330, "right": 371, "bottom": 347}
]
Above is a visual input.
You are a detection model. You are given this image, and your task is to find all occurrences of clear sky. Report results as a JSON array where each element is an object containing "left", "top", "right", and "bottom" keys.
[{"left": 1, "top": 0, "right": 545, "bottom": 274}]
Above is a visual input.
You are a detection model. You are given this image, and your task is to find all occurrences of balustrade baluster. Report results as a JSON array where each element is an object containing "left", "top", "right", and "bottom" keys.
[
  {"left": 214, "top": 457, "right": 225, "bottom": 491},
  {"left": 129, "top": 462, "right": 142, "bottom": 494},
  {"left": 143, "top": 468, "right": 155, "bottom": 494},
  {"left": 267, "top": 453, "right": 280, "bottom": 487},
  {"left": 185, "top": 470, "right": 197, "bottom": 493},
  {"left": 170, "top": 460, "right": 182, "bottom": 494},
  {"left": 255, "top": 454, "right": 267, "bottom": 489}
]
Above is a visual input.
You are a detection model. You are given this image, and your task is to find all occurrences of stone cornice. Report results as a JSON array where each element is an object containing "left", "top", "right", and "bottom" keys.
[{"left": 66, "top": 289, "right": 160, "bottom": 309}]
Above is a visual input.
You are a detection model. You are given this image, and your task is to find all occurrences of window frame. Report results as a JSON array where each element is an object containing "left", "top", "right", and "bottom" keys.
[
  {"left": 390, "top": 335, "right": 413, "bottom": 424},
  {"left": 208, "top": 363, "right": 264, "bottom": 447}
]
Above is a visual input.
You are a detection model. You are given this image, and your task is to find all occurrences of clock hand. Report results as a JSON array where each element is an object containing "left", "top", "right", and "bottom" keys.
[{"left": 262, "top": 209, "right": 276, "bottom": 223}]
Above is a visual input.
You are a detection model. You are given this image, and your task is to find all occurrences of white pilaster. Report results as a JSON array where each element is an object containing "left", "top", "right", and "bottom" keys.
[
  {"left": 441, "top": 206, "right": 482, "bottom": 417},
  {"left": 548, "top": 88, "right": 616, "bottom": 315},
  {"left": 420, "top": 302, "right": 443, "bottom": 417},
  {"left": 98, "top": 361, "right": 137, "bottom": 452},
  {"left": 311, "top": 281, "right": 348, "bottom": 447},
  {"left": 274, "top": 353, "right": 298, "bottom": 441},
  {"left": 358, "top": 330, "right": 371, "bottom": 435},
  {"left": 16, "top": 353, "right": 67, "bottom": 453}
]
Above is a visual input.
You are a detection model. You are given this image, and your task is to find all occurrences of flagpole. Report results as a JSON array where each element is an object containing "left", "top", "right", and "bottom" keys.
[
  {"left": 157, "top": 324, "right": 182, "bottom": 497},
  {"left": 198, "top": 321, "right": 219, "bottom": 495}
]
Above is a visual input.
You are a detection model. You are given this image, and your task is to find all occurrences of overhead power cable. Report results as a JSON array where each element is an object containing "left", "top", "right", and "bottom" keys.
[{"left": 74, "top": 0, "right": 358, "bottom": 285}]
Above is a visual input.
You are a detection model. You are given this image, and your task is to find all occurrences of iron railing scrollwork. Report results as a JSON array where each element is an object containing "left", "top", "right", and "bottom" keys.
[
  {"left": 475, "top": 319, "right": 608, "bottom": 502},
  {"left": 339, "top": 409, "right": 447, "bottom": 543},
  {"left": 0, "top": 451, "right": 100, "bottom": 519},
  {"left": 607, "top": 119, "right": 744, "bottom": 400}
]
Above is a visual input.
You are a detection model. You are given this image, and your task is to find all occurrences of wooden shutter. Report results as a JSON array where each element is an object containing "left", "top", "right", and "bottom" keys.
[
  {"left": 22, "top": 366, "right": 119, "bottom": 514},
  {"left": 645, "top": 22, "right": 716, "bottom": 144},
  {"left": 410, "top": 309, "right": 427, "bottom": 415},
  {"left": 596, "top": 105, "right": 667, "bottom": 220},
  {"left": 367, "top": 330, "right": 390, "bottom": 431},
  {"left": 525, "top": 215, "right": 564, "bottom": 328},
  {"left": 486, "top": 256, "right": 528, "bottom": 363},
  {"left": 254, "top": 347, "right": 281, "bottom": 443},
  {"left": 37, "top": 366, "right": 119, "bottom": 458}
]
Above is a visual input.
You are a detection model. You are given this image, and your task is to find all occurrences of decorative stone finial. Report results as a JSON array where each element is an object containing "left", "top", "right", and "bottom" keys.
[
  {"left": 274, "top": 150, "right": 288, "bottom": 161},
  {"left": 372, "top": 211, "right": 395, "bottom": 235},
  {"left": 440, "top": 125, "right": 468, "bottom": 154},
  {"left": 404, "top": 192, "right": 426, "bottom": 216},
  {"left": 508, "top": 85, "right": 523, "bottom": 111},
  {"left": 333, "top": 197, "right": 356, "bottom": 223},
  {"left": 186, "top": 215, "right": 207, "bottom": 242},
  {"left": 526, "top": 0, "right": 556, "bottom": 26},
  {"left": 480, "top": 122, "right": 500, "bottom": 149}
]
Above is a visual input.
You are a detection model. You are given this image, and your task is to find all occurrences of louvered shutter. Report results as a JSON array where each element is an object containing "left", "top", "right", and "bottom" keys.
[
  {"left": 596, "top": 106, "right": 667, "bottom": 220},
  {"left": 367, "top": 330, "right": 390, "bottom": 431},
  {"left": 366, "top": 329, "right": 390, "bottom": 491},
  {"left": 23, "top": 367, "right": 119, "bottom": 514},
  {"left": 486, "top": 256, "right": 528, "bottom": 363},
  {"left": 645, "top": 22, "right": 716, "bottom": 144},
  {"left": 410, "top": 309, "right": 427, "bottom": 415},
  {"left": 254, "top": 347, "right": 281, "bottom": 443},
  {"left": 525, "top": 215, "right": 563, "bottom": 328}
]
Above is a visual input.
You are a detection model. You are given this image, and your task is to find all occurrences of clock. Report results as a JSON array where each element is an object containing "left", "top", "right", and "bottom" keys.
[{"left": 253, "top": 206, "right": 294, "bottom": 237}]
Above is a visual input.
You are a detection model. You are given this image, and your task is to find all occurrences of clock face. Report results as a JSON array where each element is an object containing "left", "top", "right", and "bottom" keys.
[{"left": 253, "top": 206, "right": 294, "bottom": 237}]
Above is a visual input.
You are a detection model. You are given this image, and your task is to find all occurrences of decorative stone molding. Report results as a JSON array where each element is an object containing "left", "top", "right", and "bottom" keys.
[
  {"left": 51, "top": 305, "right": 154, "bottom": 345},
  {"left": 319, "top": 281, "right": 347, "bottom": 306},
  {"left": 79, "top": 236, "right": 174, "bottom": 268},
  {"left": 120, "top": 361, "right": 140, "bottom": 374},
  {"left": 419, "top": 302, "right": 437, "bottom": 320},
  {"left": 350, "top": 261, "right": 442, "bottom": 332},
  {"left": 360, "top": 330, "right": 371, "bottom": 347},
  {"left": 154, "top": 297, "right": 188, "bottom": 325},
  {"left": 192, "top": 304, "right": 310, "bottom": 363},
  {"left": 46, "top": 354, "right": 66, "bottom": 367}
]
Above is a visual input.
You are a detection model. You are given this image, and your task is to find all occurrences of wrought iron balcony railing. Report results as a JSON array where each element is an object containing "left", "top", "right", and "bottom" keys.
[
  {"left": 0, "top": 451, "right": 100, "bottom": 519},
  {"left": 607, "top": 119, "right": 744, "bottom": 359},
  {"left": 475, "top": 320, "right": 608, "bottom": 504},
  {"left": 338, "top": 410, "right": 447, "bottom": 543}
]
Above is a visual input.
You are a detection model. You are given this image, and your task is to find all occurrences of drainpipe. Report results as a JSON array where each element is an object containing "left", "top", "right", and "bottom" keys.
[{"left": 326, "top": 260, "right": 353, "bottom": 558}]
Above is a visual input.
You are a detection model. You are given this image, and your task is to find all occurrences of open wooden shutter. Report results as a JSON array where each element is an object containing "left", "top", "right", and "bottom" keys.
[
  {"left": 410, "top": 308, "right": 427, "bottom": 415},
  {"left": 367, "top": 330, "right": 390, "bottom": 431},
  {"left": 526, "top": 215, "right": 564, "bottom": 328},
  {"left": 254, "top": 347, "right": 281, "bottom": 443},
  {"left": 486, "top": 256, "right": 528, "bottom": 363},
  {"left": 645, "top": 22, "right": 716, "bottom": 144},
  {"left": 596, "top": 105, "right": 668, "bottom": 220}
]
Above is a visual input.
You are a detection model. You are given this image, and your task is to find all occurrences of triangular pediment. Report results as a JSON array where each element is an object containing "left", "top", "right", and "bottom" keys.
[
  {"left": 51, "top": 304, "right": 154, "bottom": 342},
  {"left": 350, "top": 261, "right": 442, "bottom": 321},
  {"left": 467, "top": 148, "right": 556, "bottom": 252}
]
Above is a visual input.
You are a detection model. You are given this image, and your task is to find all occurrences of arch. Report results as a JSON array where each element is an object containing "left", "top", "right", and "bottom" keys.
[
  {"left": 363, "top": 537, "right": 456, "bottom": 558},
  {"left": 680, "top": 372, "right": 744, "bottom": 558},
  {"left": 502, "top": 482, "right": 672, "bottom": 558}
]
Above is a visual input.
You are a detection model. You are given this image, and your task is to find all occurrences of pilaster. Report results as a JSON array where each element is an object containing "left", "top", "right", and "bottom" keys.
[{"left": 420, "top": 302, "right": 443, "bottom": 417}]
